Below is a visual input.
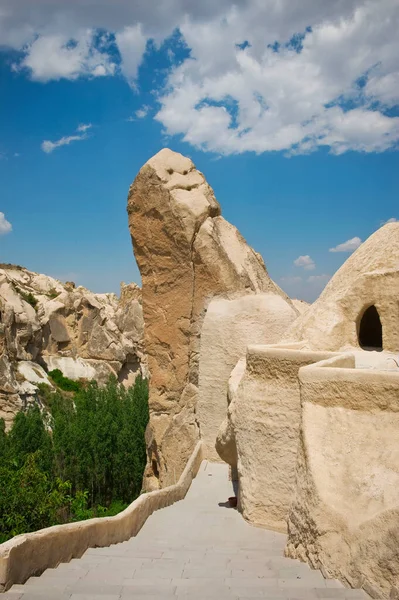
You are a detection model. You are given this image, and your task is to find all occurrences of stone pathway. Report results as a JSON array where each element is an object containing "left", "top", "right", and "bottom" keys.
[{"left": 4, "top": 461, "right": 369, "bottom": 599}]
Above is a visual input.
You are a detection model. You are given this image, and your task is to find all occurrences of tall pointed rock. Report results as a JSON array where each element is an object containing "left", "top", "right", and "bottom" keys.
[{"left": 128, "top": 148, "right": 298, "bottom": 488}]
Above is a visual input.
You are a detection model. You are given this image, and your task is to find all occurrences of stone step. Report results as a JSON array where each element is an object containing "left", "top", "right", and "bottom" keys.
[{"left": 4, "top": 462, "right": 369, "bottom": 600}]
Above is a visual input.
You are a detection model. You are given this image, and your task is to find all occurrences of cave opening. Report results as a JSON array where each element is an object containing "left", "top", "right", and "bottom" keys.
[{"left": 358, "top": 305, "right": 383, "bottom": 351}]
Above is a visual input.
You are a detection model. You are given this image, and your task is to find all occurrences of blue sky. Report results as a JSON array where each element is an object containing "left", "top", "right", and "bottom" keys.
[{"left": 1, "top": 0, "right": 398, "bottom": 302}]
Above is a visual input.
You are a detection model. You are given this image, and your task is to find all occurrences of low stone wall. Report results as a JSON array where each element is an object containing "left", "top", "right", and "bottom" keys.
[
  {"left": 286, "top": 355, "right": 399, "bottom": 599},
  {"left": 217, "top": 345, "right": 336, "bottom": 531},
  {"left": 0, "top": 441, "right": 203, "bottom": 592}
]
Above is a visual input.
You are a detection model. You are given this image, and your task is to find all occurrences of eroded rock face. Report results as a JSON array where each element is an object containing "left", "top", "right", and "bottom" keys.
[
  {"left": 128, "top": 148, "right": 298, "bottom": 488},
  {"left": 197, "top": 294, "right": 298, "bottom": 460},
  {"left": 0, "top": 266, "right": 145, "bottom": 428},
  {"left": 291, "top": 298, "right": 310, "bottom": 315}
]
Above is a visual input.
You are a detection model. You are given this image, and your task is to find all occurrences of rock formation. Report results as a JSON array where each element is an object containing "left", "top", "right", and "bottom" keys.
[
  {"left": 197, "top": 294, "right": 296, "bottom": 460},
  {"left": 284, "top": 222, "right": 399, "bottom": 353},
  {"left": 0, "top": 264, "right": 145, "bottom": 428},
  {"left": 291, "top": 298, "right": 310, "bottom": 315},
  {"left": 128, "top": 148, "right": 298, "bottom": 489},
  {"left": 281, "top": 224, "right": 399, "bottom": 598},
  {"left": 216, "top": 223, "right": 399, "bottom": 599}
]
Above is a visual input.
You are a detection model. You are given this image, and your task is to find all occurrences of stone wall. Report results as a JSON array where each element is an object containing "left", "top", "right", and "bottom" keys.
[
  {"left": 216, "top": 345, "right": 334, "bottom": 531},
  {"left": 286, "top": 354, "right": 399, "bottom": 600}
]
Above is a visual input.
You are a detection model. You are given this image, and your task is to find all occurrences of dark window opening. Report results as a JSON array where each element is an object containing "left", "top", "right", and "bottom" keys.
[{"left": 358, "top": 305, "right": 383, "bottom": 351}]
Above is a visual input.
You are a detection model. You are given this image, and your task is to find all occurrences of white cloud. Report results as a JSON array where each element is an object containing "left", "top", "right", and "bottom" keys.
[
  {"left": 156, "top": 0, "right": 399, "bottom": 155},
  {"left": 115, "top": 24, "right": 147, "bottom": 83},
  {"left": 366, "top": 73, "right": 399, "bottom": 108},
  {"left": 307, "top": 274, "right": 330, "bottom": 284},
  {"left": 15, "top": 31, "right": 117, "bottom": 82},
  {"left": 280, "top": 271, "right": 330, "bottom": 302},
  {"left": 135, "top": 105, "right": 150, "bottom": 118},
  {"left": 41, "top": 124, "right": 91, "bottom": 153},
  {"left": 0, "top": 212, "right": 12, "bottom": 235},
  {"left": 41, "top": 135, "right": 84, "bottom": 153},
  {"left": 0, "top": 150, "right": 20, "bottom": 159},
  {"left": 0, "top": 0, "right": 236, "bottom": 49},
  {"left": 381, "top": 217, "right": 398, "bottom": 224},
  {"left": 2, "top": 0, "right": 399, "bottom": 154},
  {"left": 127, "top": 105, "right": 150, "bottom": 121},
  {"left": 294, "top": 255, "right": 316, "bottom": 270},
  {"left": 280, "top": 276, "right": 302, "bottom": 284},
  {"left": 329, "top": 236, "right": 362, "bottom": 252},
  {"left": 77, "top": 123, "right": 92, "bottom": 132}
]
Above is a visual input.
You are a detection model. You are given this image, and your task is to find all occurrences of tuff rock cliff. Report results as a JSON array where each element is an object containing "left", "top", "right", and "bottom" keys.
[{"left": 0, "top": 264, "right": 145, "bottom": 428}]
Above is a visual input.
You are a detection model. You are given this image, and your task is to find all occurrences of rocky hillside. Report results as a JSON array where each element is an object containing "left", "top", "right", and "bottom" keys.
[{"left": 0, "top": 264, "right": 145, "bottom": 428}]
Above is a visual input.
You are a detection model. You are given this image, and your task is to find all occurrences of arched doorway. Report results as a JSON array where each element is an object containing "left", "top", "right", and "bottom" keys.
[{"left": 358, "top": 305, "right": 383, "bottom": 351}]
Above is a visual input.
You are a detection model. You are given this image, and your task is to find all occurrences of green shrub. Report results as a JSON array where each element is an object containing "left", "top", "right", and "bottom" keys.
[
  {"left": 47, "top": 288, "right": 59, "bottom": 299},
  {"left": 15, "top": 286, "right": 38, "bottom": 309},
  {"left": 36, "top": 382, "right": 56, "bottom": 406},
  {"left": 48, "top": 369, "right": 82, "bottom": 393}
]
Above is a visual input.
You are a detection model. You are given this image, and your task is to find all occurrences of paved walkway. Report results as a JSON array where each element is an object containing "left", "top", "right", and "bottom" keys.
[{"left": 5, "top": 462, "right": 368, "bottom": 600}]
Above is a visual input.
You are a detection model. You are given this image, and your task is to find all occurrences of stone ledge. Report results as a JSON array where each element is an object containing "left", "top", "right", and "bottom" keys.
[{"left": 0, "top": 441, "right": 203, "bottom": 592}]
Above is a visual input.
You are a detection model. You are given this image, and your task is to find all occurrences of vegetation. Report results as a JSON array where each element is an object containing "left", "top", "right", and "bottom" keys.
[
  {"left": 22, "top": 291, "right": 38, "bottom": 309},
  {"left": 36, "top": 382, "right": 56, "bottom": 406},
  {"left": 47, "top": 288, "right": 59, "bottom": 299},
  {"left": 0, "top": 263, "right": 24, "bottom": 271},
  {"left": 14, "top": 285, "right": 38, "bottom": 309},
  {"left": 49, "top": 369, "right": 82, "bottom": 393},
  {"left": 0, "top": 376, "right": 149, "bottom": 543}
]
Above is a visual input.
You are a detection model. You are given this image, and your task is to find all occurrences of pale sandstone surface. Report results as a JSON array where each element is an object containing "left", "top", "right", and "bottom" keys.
[
  {"left": 0, "top": 266, "right": 145, "bottom": 428},
  {"left": 128, "top": 148, "right": 298, "bottom": 488},
  {"left": 216, "top": 346, "right": 335, "bottom": 531},
  {"left": 352, "top": 349, "right": 399, "bottom": 370},
  {"left": 286, "top": 354, "right": 399, "bottom": 600},
  {"left": 283, "top": 222, "right": 399, "bottom": 352},
  {"left": 291, "top": 298, "right": 310, "bottom": 315},
  {"left": 215, "top": 357, "right": 245, "bottom": 470},
  {"left": 198, "top": 294, "right": 298, "bottom": 460}
]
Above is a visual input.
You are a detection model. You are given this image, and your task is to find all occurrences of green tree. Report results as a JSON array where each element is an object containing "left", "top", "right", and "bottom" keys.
[
  {"left": 0, "top": 453, "right": 69, "bottom": 542},
  {"left": 7, "top": 407, "right": 54, "bottom": 474},
  {"left": 0, "top": 376, "right": 149, "bottom": 542},
  {"left": 0, "top": 418, "right": 7, "bottom": 459}
]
